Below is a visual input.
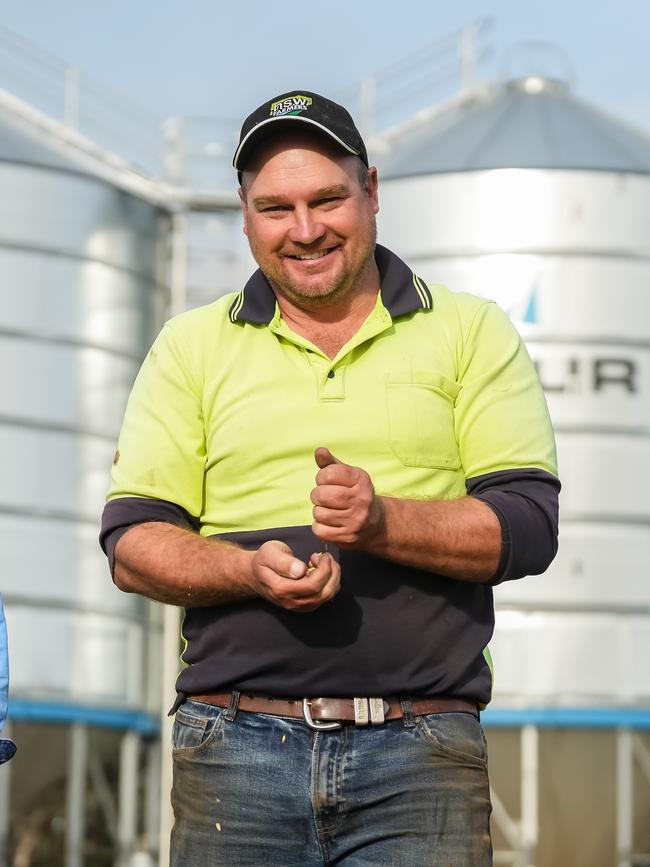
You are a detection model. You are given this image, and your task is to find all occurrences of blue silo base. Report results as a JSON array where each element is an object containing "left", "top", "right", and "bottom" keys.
[
  {"left": 8, "top": 698, "right": 159, "bottom": 734},
  {"left": 482, "top": 706, "right": 650, "bottom": 729},
  {"left": 8, "top": 699, "right": 650, "bottom": 732}
]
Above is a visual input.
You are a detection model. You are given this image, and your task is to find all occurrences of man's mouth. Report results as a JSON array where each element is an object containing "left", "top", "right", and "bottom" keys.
[{"left": 285, "top": 246, "right": 337, "bottom": 261}]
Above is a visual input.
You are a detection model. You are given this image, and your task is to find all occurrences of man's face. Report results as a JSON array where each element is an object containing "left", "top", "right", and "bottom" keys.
[{"left": 239, "top": 133, "right": 379, "bottom": 309}]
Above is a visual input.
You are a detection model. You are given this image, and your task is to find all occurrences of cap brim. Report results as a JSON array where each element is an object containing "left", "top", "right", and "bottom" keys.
[{"left": 233, "top": 115, "right": 361, "bottom": 171}]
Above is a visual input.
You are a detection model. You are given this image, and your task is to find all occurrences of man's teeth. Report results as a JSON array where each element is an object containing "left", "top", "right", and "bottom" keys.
[{"left": 292, "top": 250, "right": 331, "bottom": 260}]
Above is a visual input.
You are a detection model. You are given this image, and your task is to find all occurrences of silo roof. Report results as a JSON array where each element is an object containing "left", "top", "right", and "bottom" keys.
[{"left": 376, "top": 77, "right": 650, "bottom": 179}]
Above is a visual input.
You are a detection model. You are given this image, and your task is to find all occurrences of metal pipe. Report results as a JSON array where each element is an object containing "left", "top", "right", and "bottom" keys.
[
  {"left": 64, "top": 66, "right": 80, "bottom": 129},
  {"left": 170, "top": 212, "right": 188, "bottom": 318},
  {"left": 616, "top": 727, "right": 633, "bottom": 867},
  {"left": 88, "top": 752, "right": 117, "bottom": 843},
  {"left": 65, "top": 723, "right": 88, "bottom": 867},
  {"left": 145, "top": 739, "right": 161, "bottom": 857},
  {"left": 359, "top": 77, "right": 376, "bottom": 140},
  {"left": 460, "top": 23, "right": 478, "bottom": 90},
  {"left": 117, "top": 731, "right": 140, "bottom": 867},
  {"left": 520, "top": 724, "right": 538, "bottom": 867}
]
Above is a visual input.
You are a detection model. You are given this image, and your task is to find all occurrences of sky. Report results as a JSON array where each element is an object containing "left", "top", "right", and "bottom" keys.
[
  {"left": 1, "top": 0, "right": 649, "bottom": 176},
  {"left": 0, "top": 0, "right": 650, "bottom": 189}
]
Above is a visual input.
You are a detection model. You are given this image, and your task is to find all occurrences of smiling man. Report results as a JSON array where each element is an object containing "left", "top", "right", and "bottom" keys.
[{"left": 100, "top": 90, "right": 560, "bottom": 866}]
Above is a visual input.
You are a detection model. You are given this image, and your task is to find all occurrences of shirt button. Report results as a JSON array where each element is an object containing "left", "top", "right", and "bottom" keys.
[{"left": 327, "top": 370, "right": 335, "bottom": 379}]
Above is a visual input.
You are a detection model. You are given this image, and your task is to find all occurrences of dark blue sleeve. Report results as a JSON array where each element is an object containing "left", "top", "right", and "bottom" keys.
[
  {"left": 99, "top": 497, "right": 201, "bottom": 576},
  {"left": 466, "top": 468, "right": 561, "bottom": 584}
]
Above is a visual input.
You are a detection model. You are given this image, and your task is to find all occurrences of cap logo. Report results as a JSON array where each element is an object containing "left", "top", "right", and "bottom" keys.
[{"left": 269, "top": 94, "right": 313, "bottom": 117}]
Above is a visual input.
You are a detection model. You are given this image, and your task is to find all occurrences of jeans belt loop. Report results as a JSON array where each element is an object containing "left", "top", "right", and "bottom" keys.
[
  {"left": 400, "top": 698, "right": 416, "bottom": 728},
  {"left": 354, "top": 698, "right": 370, "bottom": 725},
  {"left": 353, "top": 698, "right": 386, "bottom": 725},
  {"left": 224, "top": 690, "right": 241, "bottom": 721},
  {"left": 167, "top": 692, "right": 187, "bottom": 717}
]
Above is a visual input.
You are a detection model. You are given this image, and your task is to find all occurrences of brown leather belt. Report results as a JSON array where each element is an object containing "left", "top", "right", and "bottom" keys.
[{"left": 189, "top": 692, "right": 478, "bottom": 730}]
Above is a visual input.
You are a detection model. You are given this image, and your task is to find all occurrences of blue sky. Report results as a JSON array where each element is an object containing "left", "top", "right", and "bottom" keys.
[{"left": 2, "top": 0, "right": 650, "bottom": 134}]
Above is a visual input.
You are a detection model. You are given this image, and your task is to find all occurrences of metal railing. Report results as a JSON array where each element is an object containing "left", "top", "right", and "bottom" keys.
[
  {"left": 0, "top": 23, "right": 163, "bottom": 175},
  {"left": 161, "top": 18, "right": 493, "bottom": 191},
  {"left": 334, "top": 17, "right": 493, "bottom": 136},
  {"left": 0, "top": 18, "right": 491, "bottom": 190}
]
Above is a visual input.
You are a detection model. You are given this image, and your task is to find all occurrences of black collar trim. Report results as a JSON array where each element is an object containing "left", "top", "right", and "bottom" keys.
[{"left": 228, "top": 244, "right": 432, "bottom": 324}]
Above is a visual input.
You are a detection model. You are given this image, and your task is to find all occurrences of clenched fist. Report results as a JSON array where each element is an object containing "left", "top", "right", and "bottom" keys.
[{"left": 311, "top": 447, "right": 385, "bottom": 547}]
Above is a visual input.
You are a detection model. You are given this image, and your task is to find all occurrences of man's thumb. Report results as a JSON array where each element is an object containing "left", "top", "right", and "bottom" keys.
[{"left": 315, "top": 447, "right": 341, "bottom": 469}]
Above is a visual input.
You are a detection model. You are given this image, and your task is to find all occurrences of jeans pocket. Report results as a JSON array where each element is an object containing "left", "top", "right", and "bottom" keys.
[
  {"left": 172, "top": 703, "right": 224, "bottom": 757},
  {"left": 416, "top": 712, "right": 488, "bottom": 767}
]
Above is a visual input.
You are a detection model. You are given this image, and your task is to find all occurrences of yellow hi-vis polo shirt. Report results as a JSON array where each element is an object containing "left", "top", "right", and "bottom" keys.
[{"left": 103, "top": 244, "right": 559, "bottom": 704}]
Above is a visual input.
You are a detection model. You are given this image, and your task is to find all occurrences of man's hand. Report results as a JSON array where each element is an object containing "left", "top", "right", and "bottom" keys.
[
  {"left": 250, "top": 540, "right": 340, "bottom": 613},
  {"left": 311, "top": 448, "right": 385, "bottom": 547}
]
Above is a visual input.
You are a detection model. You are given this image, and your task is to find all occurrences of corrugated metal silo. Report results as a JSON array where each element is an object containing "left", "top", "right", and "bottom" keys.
[
  {"left": 0, "top": 100, "right": 169, "bottom": 864},
  {"left": 375, "top": 76, "right": 650, "bottom": 866}
]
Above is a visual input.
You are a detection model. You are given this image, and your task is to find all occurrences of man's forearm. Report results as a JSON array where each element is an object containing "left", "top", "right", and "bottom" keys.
[
  {"left": 366, "top": 495, "right": 501, "bottom": 583},
  {"left": 113, "top": 522, "right": 256, "bottom": 606},
  {"left": 312, "top": 448, "right": 503, "bottom": 583},
  {"left": 112, "top": 521, "right": 342, "bottom": 612}
]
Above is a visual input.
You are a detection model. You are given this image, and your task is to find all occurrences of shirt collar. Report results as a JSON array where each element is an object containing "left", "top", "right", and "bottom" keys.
[{"left": 228, "top": 244, "right": 432, "bottom": 324}]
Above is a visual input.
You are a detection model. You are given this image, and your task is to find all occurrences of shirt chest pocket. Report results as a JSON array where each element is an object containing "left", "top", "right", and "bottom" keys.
[{"left": 385, "top": 371, "right": 462, "bottom": 469}]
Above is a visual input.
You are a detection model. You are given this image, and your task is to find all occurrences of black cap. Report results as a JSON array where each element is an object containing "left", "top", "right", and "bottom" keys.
[{"left": 233, "top": 90, "right": 368, "bottom": 178}]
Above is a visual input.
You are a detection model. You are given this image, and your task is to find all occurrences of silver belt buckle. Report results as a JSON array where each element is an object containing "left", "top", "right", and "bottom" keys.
[{"left": 302, "top": 699, "right": 343, "bottom": 731}]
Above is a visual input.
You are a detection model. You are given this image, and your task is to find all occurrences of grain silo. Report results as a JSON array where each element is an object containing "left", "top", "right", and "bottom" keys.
[
  {"left": 0, "top": 94, "right": 169, "bottom": 866},
  {"left": 375, "top": 75, "right": 650, "bottom": 867}
]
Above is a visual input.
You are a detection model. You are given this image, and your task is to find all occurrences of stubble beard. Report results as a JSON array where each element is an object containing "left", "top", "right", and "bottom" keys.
[{"left": 252, "top": 219, "right": 377, "bottom": 311}]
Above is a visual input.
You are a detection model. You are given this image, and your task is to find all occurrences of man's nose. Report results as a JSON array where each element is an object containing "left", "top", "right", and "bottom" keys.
[{"left": 288, "top": 208, "right": 326, "bottom": 245}]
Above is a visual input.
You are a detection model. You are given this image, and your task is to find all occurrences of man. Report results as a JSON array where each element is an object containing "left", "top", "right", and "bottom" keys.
[{"left": 100, "top": 90, "right": 559, "bottom": 866}]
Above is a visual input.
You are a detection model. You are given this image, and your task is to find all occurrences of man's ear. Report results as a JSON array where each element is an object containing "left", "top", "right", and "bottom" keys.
[
  {"left": 238, "top": 187, "right": 249, "bottom": 236},
  {"left": 367, "top": 167, "right": 379, "bottom": 215}
]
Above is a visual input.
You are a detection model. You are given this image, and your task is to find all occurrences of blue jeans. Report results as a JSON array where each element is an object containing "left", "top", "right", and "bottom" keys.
[{"left": 171, "top": 700, "right": 492, "bottom": 866}]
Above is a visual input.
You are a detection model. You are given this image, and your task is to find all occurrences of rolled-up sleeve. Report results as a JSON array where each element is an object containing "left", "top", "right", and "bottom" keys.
[
  {"left": 100, "top": 497, "right": 201, "bottom": 576},
  {"left": 467, "top": 468, "right": 560, "bottom": 583},
  {"left": 454, "top": 300, "right": 560, "bottom": 582}
]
